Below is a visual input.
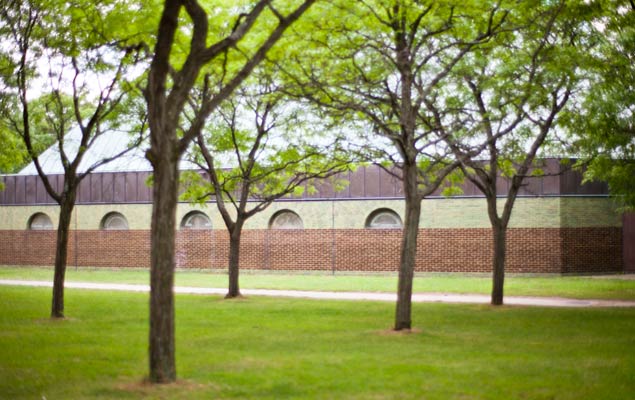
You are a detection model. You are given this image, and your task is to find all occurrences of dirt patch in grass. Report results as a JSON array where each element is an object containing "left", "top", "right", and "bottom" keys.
[
  {"left": 33, "top": 317, "right": 80, "bottom": 324},
  {"left": 116, "top": 378, "right": 215, "bottom": 397},
  {"left": 223, "top": 294, "right": 249, "bottom": 301},
  {"left": 377, "top": 327, "right": 423, "bottom": 336}
]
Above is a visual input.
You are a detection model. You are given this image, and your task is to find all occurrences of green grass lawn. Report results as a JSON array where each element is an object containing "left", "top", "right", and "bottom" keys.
[
  {"left": 1, "top": 265, "right": 635, "bottom": 300},
  {"left": 0, "top": 286, "right": 633, "bottom": 399}
]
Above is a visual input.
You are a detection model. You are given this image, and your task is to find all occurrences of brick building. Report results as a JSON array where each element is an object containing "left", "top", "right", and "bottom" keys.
[{"left": 0, "top": 157, "right": 631, "bottom": 274}]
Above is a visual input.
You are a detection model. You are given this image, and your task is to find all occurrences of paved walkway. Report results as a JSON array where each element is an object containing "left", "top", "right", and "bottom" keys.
[{"left": 1, "top": 279, "right": 634, "bottom": 308}]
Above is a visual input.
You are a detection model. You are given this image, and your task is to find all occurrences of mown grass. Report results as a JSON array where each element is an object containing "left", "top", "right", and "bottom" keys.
[
  {"left": 1, "top": 265, "right": 634, "bottom": 300},
  {"left": 0, "top": 286, "right": 634, "bottom": 399}
]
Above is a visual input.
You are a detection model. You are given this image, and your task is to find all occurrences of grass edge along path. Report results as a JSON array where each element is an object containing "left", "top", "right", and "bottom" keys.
[
  {"left": 2, "top": 279, "right": 635, "bottom": 308},
  {"left": 0, "top": 265, "right": 634, "bottom": 301},
  {"left": 1, "top": 286, "right": 634, "bottom": 399}
]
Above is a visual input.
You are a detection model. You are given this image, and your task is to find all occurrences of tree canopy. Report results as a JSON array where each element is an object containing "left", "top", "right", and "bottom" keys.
[
  {"left": 277, "top": 0, "right": 514, "bottom": 330},
  {"left": 438, "top": 0, "right": 597, "bottom": 305},
  {"left": 0, "top": 0, "right": 151, "bottom": 318},
  {"left": 182, "top": 74, "right": 350, "bottom": 298},
  {"left": 566, "top": 0, "right": 635, "bottom": 209}
]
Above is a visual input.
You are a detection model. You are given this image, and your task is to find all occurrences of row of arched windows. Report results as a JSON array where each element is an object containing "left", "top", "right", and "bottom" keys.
[
  {"left": 26, "top": 212, "right": 131, "bottom": 231},
  {"left": 26, "top": 208, "right": 404, "bottom": 230},
  {"left": 179, "top": 210, "right": 306, "bottom": 230}
]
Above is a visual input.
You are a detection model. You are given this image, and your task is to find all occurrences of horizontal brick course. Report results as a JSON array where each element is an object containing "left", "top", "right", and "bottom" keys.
[{"left": 0, "top": 227, "right": 623, "bottom": 273}]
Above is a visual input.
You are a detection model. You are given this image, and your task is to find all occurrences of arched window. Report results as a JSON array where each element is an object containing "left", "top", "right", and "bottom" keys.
[
  {"left": 181, "top": 211, "right": 212, "bottom": 229},
  {"left": 365, "top": 208, "right": 402, "bottom": 229},
  {"left": 101, "top": 212, "right": 129, "bottom": 230},
  {"left": 269, "top": 210, "right": 303, "bottom": 229},
  {"left": 28, "top": 213, "right": 53, "bottom": 230}
]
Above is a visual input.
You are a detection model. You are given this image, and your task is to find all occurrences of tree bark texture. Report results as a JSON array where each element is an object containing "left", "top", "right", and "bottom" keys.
[
  {"left": 50, "top": 194, "right": 76, "bottom": 318},
  {"left": 491, "top": 224, "right": 507, "bottom": 306},
  {"left": 226, "top": 222, "right": 244, "bottom": 298},
  {"left": 148, "top": 156, "right": 179, "bottom": 383},
  {"left": 394, "top": 163, "right": 421, "bottom": 330}
]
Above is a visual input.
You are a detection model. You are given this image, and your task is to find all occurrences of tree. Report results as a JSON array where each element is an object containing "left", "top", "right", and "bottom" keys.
[
  {"left": 182, "top": 79, "right": 350, "bottom": 298},
  {"left": 0, "top": 128, "right": 27, "bottom": 176},
  {"left": 568, "top": 0, "right": 635, "bottom": 209},
  {"left": 144, "top": 0, "right": 316, "bottom": 383},
  {"left": 0, "top": 91, "right": 28, "bottom": 175},
  {"left": 0, "top": 0, "right": 147, "bottom": 318},
  {"left": 279, "top": 0, "right": 508, "bottom": 330},
  {"left": 440, "top": 0, "right": 591, "bottom": 304}
]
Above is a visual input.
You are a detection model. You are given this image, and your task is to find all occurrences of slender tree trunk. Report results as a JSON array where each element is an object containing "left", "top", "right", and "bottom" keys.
[
  {"left": 50, "top": 195, "right": 76, "bottom": 318},
  {"left": 148, "top": 153, "right": 179, "bottom": 383},
  {"left": 491, "top": 223, "right": 507, "bottom": 306},
  {"left": 394, "top": 163, "right": 421, "bottom": 331},
  {"left": 226, "top": 220, "right": 245, "bottom": 298}
]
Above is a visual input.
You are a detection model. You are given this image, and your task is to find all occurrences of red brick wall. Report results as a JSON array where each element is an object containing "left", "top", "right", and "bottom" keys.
[
  {"left": 560, "top": 227, "right": 623, "bottom": 274},
  {"left": 175, "top": 230, "right": 216, "bottom": 269},
  {"left": 0, "top": 227, "right": 623, "bottom": 273},
  {"left": 623, "top": 213, "right": 635, "bottom": 273},
  {"left": 0, "top": 231, "right": 57, "bottom": 266},
  {"left": 414, "top": 228, "right": 564, "bottom": 273},
  {"left": 73, "top": 231, "right": 151, "bottom": 268},
  {"left": 0, "top": 230, "right": 151, "bottom": 268}
]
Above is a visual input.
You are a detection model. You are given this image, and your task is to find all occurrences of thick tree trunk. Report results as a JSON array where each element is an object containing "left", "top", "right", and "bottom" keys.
[
  {"left": 226, "top": 223, "right": 244, "bottom": 298},
  {"left": 148, "top": 156, "right": 179, "bottom": 383},
  {"left": 50, "top": 196, "right": 76, "bottom": 318},
  {"left": 394, "top": 163, "right": 421, "bottom": 331},
  {"left": 491, "top": 224, "right": 507, "bottom": 306}
]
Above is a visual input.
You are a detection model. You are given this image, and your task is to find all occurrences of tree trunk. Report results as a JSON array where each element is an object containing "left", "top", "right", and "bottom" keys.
[
  {"left": 148, "top": 155, "right": 179, "bottom": 383},
  {"left": 491, "top": 223, "right": 507, "bottom": 306},
  {"left": 226, "top": 222, "right": 244, "bottom": 298},
  {"left": 50, "top": 195, "right": 76, "bottom": 318},
  {"left": 394, "top": 163, "right": 421, "bottom": 331}
]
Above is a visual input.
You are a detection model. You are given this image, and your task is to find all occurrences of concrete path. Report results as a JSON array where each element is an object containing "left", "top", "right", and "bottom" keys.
[{"left": 1, "top": 279, "right": 634, "bottom": 308}]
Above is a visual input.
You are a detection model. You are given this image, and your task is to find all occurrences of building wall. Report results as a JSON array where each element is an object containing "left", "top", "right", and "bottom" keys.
[
  {"left": 0, "top": 196, "right": 623, "bottom": 273},
  {"left": 0, "top": 197, "right": 601, "bottom": 231},
  {"left": 559, "top": 197, "right": 623, "bottom": 227},
  {"left": 0, "top": 227, "right": 621, "bottom": 274},
  {"left": 624, "top": 213, "right": 635, "bottom": 273}
]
